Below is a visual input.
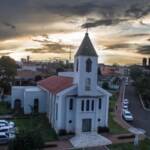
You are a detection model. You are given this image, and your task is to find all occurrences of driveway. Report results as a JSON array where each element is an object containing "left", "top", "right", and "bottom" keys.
[{"left": 125, "top": 84, "right": 150, "bottom": 137}]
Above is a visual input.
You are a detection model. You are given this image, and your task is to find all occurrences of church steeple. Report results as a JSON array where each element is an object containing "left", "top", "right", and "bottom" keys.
[
  {"left": 75, "top": 33, "right": 98, "bottom": 57},
  {"left": 74, "top": 32, "right": 98, "bottom": 96}
]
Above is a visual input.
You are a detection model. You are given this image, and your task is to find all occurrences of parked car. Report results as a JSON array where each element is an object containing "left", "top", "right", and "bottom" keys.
[
  {"left": 0, "top": 132, "right": 15, "bottom": 144},
  {"left": 122, "top": 103, "right": 128, "bottom": 110},
  {"left": 0, "top": 132, "right": 9, "bottom": 144},
  {"left": 0, "top": 120, "right": 15, "bottom": 128},
  {"left": 0, "top": 126, "right": 16, "bottom": 134},
  {"left": 123, "top": 99, "right": 129, "bottom": 105},
  {"left": 122, "top": 110, "right": 133, "bottom": 121}
]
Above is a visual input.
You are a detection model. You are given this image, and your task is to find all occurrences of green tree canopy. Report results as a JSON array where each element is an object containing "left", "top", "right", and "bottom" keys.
[
  {"left": 130, "top": 65, "right": 142, "bottom": 80},
  {"left": 0, "top": 56, "right": 17, "bottom": 94},
  {"left": 0, "top": 56, "right": 17, "bottom": 79}
]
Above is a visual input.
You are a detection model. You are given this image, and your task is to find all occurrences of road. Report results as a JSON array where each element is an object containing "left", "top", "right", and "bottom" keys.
[{"left": 125, "top": 84, "right": 150, "bottom": 137}]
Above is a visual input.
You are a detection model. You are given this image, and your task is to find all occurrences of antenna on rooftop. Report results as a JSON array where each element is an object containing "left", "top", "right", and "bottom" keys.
[{"left": 86, "top": 27, "right": 89, "bottom": 33}]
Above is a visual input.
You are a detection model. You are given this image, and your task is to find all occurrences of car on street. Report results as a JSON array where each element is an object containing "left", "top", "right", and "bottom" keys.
[
  {"left": 122, "top": 110, "right": 133, "bottom": 121},
  {"left": 122, "top": 103, "right": 128, "bottom": 110},
  {"left": 0, "top": 120, "right": 15, "bottom": 128},
  {"left": 0, "top": 132, "right": 9, "bottom": 144},
  {"left": 0, "top": 132, "right": 15, "bottom": 144},
  {"left": 123, "top": 99, "right": 129, "bottom": 105},
  {"left": 0, "top": 126, "right": 16, "bottom": 134}
]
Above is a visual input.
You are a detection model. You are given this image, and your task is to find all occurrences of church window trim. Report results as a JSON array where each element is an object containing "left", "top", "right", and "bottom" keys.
[
  {"left": 86, "top": 100, "right": 90, "bottom": 111},
  {"left": 86, "top": 58, "right": 92, "bottom": 72},
  {"left": 81, "top": 100, "right": 84, "bottom": 111},
  {"left": 99, "top": 98, "right": 102, "bottom": 109},
  {"left": 91, "top": 100, "right": 94, "bottom": 111},
  {"left": 69, "top": 98, "right": 73, "bottom": 110},
  {"left": 76, "top": 59, "right": 79, "bottom": 72}
]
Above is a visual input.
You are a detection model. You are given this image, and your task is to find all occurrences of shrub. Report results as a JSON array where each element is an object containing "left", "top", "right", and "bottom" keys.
[
  {"left": 102, "top": 81, "right": 109, "bottom": 89},
  {"left": 8, "top": 129, "right": 44, "bottom": 150},
  {"left": 97, "top": 126, "right": 109, "bottom": 133},
  {"left": 58, "top": 129, "right": 67, "bottom": 136}
]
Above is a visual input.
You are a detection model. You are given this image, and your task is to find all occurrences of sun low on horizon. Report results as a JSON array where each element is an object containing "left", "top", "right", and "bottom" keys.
[{"left": 0, "top": 0, "right": 150, "bottom": 65}]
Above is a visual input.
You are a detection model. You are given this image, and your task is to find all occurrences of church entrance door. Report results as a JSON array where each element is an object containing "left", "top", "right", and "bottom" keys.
[{"left": 82, "top": 119, "right": 91, "bottom": 132}]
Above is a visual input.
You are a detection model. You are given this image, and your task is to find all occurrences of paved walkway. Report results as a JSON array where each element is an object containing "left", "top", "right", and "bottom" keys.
[{"left": 44, "top": 140, "right": 73, "bottom": 150}]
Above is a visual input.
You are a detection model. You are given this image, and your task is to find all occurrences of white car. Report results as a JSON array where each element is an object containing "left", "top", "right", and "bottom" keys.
[
  {"left": 122, "top": 110, "right": 133, "bottom": 121},
  {"left": 0, "top": 132, "right": 15, "bottom": 144},
  {"left": 0, "top": 126, "right": 16, "bottom": 134},
  {"left": 123, "top": 99, "right": 129, "bottom": 105},
  {"left": 122, "top": 103, "right": 128, "bottom": 110},
  {"left": 0, "top": 132, "right": 9, "bottom": 144},
  {"left": 0, "top": 120, "right": 15, "bottom": 128}
]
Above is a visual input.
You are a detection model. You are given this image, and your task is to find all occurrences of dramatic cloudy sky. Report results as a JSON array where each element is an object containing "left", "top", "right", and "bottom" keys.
[{"left": 0, "top": 0, "right": 150, "bottom": 65}]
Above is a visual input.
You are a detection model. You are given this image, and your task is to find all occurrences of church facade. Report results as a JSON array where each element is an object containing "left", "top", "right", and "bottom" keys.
[{"left": 11, "top": 33, "right": 111, "bottom": 134}]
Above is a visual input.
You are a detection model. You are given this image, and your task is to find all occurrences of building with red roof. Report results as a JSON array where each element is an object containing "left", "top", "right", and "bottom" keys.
[{"left": 11, "top": 32, "right": 111, "bottom": 137}]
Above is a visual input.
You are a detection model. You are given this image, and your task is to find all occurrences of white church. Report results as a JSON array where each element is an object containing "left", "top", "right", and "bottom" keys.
[{"left": 11, "top": 32, "right": 111, "bottom": 134}]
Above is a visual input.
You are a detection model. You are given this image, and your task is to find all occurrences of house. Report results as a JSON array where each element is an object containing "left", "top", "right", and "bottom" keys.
[{"left": 11, "top": 32, "right": 111, "bottom": 134}]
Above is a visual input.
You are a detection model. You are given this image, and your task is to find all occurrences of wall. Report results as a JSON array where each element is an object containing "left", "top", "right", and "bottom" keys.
[
  {"left": 24, "top": 89, "right": 46, "bottom": 114},
  {"left": 74, "top": 56, "right": 98, "bottom": 96},
  {"left": 11, "top": 86, "right": 26, "bottom": 109}
]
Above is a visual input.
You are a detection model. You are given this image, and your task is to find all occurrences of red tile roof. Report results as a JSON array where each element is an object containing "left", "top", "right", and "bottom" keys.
[{"left": 38, "top": 76, "right": 73, "bottom": 94}]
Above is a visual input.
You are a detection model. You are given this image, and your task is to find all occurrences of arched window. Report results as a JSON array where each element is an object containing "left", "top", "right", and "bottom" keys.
[
  {"left": 86, "top": 59, "right": 92, "bottom": 72},
  {"left": 34, "top": 98, "right": 39, "bottom": 113},
  {"left": 69, "top": 98, "right": 73, "bottom": 110},
  {"left": 76, "top": 59, "right": 79, "bottom": 72},
  {"left": 14, "top": 99, "right": 22, "bottom": 113},
  {"left": 85, "top": 78, "right": 91, "bottom": 91},
  {"left": 86, "top": 100, "right": 90, "bottom": 111}
]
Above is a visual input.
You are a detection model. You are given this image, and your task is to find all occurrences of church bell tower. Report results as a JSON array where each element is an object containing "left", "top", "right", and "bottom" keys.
[{"left": 74, "top": 32, "right": 98, "bottom": 96}]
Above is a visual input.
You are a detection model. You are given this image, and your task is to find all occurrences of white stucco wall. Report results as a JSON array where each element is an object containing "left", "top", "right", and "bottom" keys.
[
  {"left": 11, "top": 86, "right": 46, "bottom": 114},
  {"left": 11, "top": 86, "right": 27, "bottom": 109},
  {"left": 24, "top": 88, "right": 46, "bottom": 114},
  {"left": 74, "top": 56, "right": 98, "bottom": 96}
]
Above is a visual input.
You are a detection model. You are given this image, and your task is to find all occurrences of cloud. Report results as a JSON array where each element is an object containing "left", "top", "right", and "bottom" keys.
[
  {"left": 81, "top": 19, "right": 128, "bottom": 28},
  {"left": 0, "top": 0, "right": 150, "bottom": 41},
  {"left": 105, "top": 43, "right": 138, "bottom": 50},
  {"left": 138, "top": 45, "right": 150, "bottom": 54},
  {"left": 25, "top": 40, "right": 76, "bottom": 54},
  {"left": 125, "top": 33, "right": 150, "bottom": 38},
  {"left": 125, "top": 3, "right": 150, "bottom": 19},
  {"left": 2, "top": 22, "right": 16, "bottom": 29}
]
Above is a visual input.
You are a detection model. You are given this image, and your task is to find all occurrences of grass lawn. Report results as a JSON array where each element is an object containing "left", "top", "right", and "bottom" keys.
[
  {"left": 108, "top": 95, "right": 127, "bottom": 134},
  {"left": 0, "top": 101, "right": 12, "bottom": 115},
  {"left": 13, "top": 114, "right": 57, "bottom": 142},
  {"left": 108, "top": 138, "right": 150, "bottom": 150},
  {"left": 109, "top": 112, "right": 127, "bottom": 134}
]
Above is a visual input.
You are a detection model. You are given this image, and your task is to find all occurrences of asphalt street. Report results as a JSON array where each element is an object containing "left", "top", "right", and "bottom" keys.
[{"left": 125, "top": 84, "right": 150, "bottom": 137}]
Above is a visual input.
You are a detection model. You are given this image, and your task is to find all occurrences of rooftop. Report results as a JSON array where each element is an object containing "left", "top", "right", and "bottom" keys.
[
  {"left": 75, "top": 32, "right": 98, "bottom": 57},
  {"left": 38, "top": 76, "right": 73, "bottom": 94}
]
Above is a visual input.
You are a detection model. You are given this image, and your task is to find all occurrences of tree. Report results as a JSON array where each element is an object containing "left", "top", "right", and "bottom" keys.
[
  {"left": 8, "top": 129, "right": 44, "bottom": 150},
  {"left": 130, "top": 65, "right": 142, "bottom": 81},
  {"left": 0, "top": 56, "right": 17, "bottom": 94},
  {"left": 102, "top": 81, "right": 109, "bottom": 89}
]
